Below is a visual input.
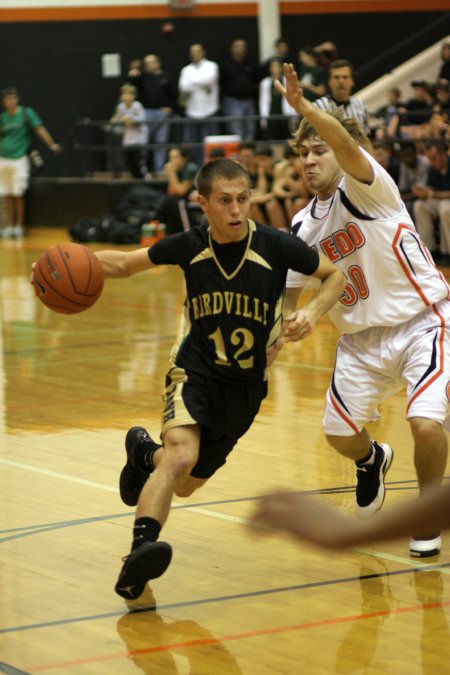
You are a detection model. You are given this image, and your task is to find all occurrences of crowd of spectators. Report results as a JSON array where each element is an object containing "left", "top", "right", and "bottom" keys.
[
  {"left": 107, "top": 37, "right": 450, "bottom": 255},
  {"left": 111, "top": 36, "right": 336, "bottom": 179}
]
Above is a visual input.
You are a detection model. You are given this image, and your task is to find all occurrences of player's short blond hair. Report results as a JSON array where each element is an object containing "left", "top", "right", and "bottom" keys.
[{"left": 290, "top": 109, "right": 367, "bottom": 150}]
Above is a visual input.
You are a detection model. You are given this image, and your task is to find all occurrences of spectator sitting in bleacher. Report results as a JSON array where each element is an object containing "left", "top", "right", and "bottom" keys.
[
  {"left": 372, "top": 139, "right": 400, "bottom": 184},
  {"left": 234, "top": 140, "right": 257, "bottom": 184},
  {"left": 158, "top": 146, "right": 199, "bottom": 234},
  {"left": 270, "top": 143, "right": 312, "bottom": 230},
  {"left": 397, "top": 140, "right": 430, "bottom": 218},
  {"left": 438, "top": 41, "right": 450, "bottom": 84},
  {"left": 397, "top": 79, "right": 434, "bottom": 135},
  {"left": 412, "top": 139, "right": 450, "bottom": 266},
  {"left": 434, "top": 81, "right": 450, "bottom": 118},
  {"left": 248, "top": 143, "right": 277, "bottom": 225},
  {"left": 372, "top": 86, "right": 404, "bottom": 139}
]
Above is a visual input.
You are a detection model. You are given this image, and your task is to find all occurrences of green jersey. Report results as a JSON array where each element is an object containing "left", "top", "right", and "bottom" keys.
[{"left": 0, "top": 106, "right": 42, "bottom": 159}]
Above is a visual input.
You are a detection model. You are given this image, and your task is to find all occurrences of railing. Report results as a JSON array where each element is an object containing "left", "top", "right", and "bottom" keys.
[{"left": 33, "top": 108, "right": 446, "bottom": 179}]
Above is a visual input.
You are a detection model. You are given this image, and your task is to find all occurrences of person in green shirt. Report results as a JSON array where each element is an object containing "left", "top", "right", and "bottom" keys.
[{"left": 0, "top": 87, "right": 61, "bottom": 237}]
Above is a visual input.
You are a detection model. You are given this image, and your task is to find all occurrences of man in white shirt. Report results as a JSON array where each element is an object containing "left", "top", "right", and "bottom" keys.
[
  {"left": 178, "top": 43, "right": 219, "bottom": 164},
  {"left": 279, "top": 64, "right": 450, "bottom": 559}
]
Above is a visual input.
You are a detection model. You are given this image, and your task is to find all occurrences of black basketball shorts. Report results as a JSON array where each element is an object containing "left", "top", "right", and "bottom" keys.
[{"left": 161, "top": 366, "right": 268, "bottom": 479}]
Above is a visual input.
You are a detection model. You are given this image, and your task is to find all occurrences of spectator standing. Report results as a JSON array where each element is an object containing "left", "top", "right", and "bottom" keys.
[
  {"left": 178, "top": 43, "right": 219, "bottom": 165},
  {"left": 313, "top": 41, "right": 339, "bottom": 72},
  {"left": 259, "top": 37, "right": 290, "bottom": 81},
  {"left": 397, "top": 140, "right": 430, "bottom": 218},
  {"left": 110, "top": 84, "right": 148, "bottom": 179},
  {"left": 412, "top": 139, "right": 450, "bottom": 266},
  {"left": 259, "top": 59, "right": 297, "bottom": 141},
  {"left": 296, "top": 46, "right": 327, "bottom": 102},
  {"left": 0, "top": 86, "right": 61, "bottom": 238},
  {"left": 314, "top": 60, "right": 371, "bottom": 138},
  {"left": 127, "top": 54, "right": 176, "bottom": 176},
  {"left": 219, "top": 38, "right": 258, "bottom": 140}
]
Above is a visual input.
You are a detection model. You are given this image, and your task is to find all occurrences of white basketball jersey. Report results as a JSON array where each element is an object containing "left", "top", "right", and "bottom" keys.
[{"left": 287, "top": 149, "right": 450, "bottom": 334}]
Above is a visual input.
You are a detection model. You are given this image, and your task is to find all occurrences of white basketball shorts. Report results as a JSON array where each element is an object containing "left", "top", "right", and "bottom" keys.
[
  {"left": 0, "top": 155, "right": 30, "bottom": 197},
  {"left": 324, "top": 298, "right": 450, "bottom": 436}
]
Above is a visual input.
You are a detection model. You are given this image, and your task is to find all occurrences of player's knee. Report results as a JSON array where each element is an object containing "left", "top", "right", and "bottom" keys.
[
  {"left": 175, "top": 483, "right": 197, "bottom": 498},
  {"left": 160, "top": 448, "right": 197, "bottom": 483},
  {"left": 409, "top": 417, "right": 445, "bottom": 449}
]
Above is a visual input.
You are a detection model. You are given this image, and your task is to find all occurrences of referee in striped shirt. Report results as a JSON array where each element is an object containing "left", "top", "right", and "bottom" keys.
[{"left": 313, "top": 59, "right": 371, "bottom": 139}]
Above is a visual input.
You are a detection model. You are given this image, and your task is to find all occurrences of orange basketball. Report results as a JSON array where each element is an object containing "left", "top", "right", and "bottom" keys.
[{"left": 32, "top": 243, "right": 104, "bottom": 314}]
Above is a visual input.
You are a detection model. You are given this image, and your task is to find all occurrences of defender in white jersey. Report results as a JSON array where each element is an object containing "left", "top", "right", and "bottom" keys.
[{"left": 279, "top": 64, "right": 450, "bottom": 558}]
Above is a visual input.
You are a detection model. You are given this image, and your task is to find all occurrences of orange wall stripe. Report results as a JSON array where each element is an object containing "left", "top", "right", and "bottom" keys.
[
  {"left": 0, "top": 3, "right": 257, "bottom": 22},
  {"left": 281, "top": 1, "right": 450, "bottom": 13},
  {"left": 0, "top": 1, "right": 447, "bottom": 23}
]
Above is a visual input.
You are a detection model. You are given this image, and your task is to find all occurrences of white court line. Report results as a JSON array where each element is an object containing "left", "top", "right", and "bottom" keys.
[
  {"left": 0, "top": 458, "right": 248, "bottom": 525},
  {"left": 2, "top": 458, "right": 449, "bottom": 553},
  {"left": 0, "top": 458, "right": 119, "bottom": 493}
]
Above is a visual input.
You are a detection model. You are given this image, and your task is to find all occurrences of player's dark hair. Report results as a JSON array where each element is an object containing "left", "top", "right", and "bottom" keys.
[
  {"left": 196, "top": 158, "right": 251, "bottom": 197},
  {"left": 290, "top": 108, "right": 367, "bottom": 149},
  {"left": 328, "top": 59, "right": 354, "bottom": 77},
  {"left": 2, "top": 86, "right": 18, "bottom": 97}
]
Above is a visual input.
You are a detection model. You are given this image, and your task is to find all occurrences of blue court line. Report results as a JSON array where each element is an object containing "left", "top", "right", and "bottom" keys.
[
  {"left": 1, "top": 563, "right": 449, "bottom": 636},
  {"left": 0, "top": 479, "right": 429, "bottom": 543},
  {"left": 0, "top": 663, "right": 30, "bottom": 674}
]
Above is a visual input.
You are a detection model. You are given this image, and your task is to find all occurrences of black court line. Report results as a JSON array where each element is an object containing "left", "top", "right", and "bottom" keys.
[
  {"left": 1, "top": 562, "right": 449, "bottom": 636},
  {"left": 0, "top": 478, "right": 434, "bottom": 543}
]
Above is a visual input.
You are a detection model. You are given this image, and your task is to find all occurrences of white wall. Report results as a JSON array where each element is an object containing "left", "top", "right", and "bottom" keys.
[{"left": 357, "top": 36, "right": 449, "bottom": 112}]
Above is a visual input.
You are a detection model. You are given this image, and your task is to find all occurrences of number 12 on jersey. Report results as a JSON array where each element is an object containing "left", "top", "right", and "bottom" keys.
[{"left": 208, "top": 326, "right": 255, "bottom": 369}]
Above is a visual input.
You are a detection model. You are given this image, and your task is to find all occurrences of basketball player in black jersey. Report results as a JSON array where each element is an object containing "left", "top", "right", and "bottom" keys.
[{"left": 95, "top": 158, "right": 345, "bottom": 600}]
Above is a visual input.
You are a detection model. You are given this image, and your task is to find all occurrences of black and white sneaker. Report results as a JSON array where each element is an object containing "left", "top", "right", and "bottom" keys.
[
  {"left": 410, "top": 534, "right": 442, "bottom": 558},
  {"left": 356, "top": 441, "right": 394, "bottom": 519},
  {"left": 119, "top": 427, "right": 161, "bottom": 506},
  {"left": 115, "top": 541, "right": 173, "bottom": 599}
]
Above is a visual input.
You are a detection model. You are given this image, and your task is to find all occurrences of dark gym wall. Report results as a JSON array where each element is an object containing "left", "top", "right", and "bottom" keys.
[{"left": 0, "top": 7, "right": 448, "bottom": 176}]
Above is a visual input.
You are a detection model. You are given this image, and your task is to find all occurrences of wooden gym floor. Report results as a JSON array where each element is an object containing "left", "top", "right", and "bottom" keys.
[{"left": 0, "top": 228, "right": 449, "bottom": 674}]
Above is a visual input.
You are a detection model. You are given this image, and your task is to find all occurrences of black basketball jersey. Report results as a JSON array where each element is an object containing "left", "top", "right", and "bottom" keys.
[{"left": 149, "top": 220, "right": 319, "bottom": 381}]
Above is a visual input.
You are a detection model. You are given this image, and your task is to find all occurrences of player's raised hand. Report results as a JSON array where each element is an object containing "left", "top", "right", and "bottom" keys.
[{"left": 274, "top": 63, "right": 305, "bottom": 114}]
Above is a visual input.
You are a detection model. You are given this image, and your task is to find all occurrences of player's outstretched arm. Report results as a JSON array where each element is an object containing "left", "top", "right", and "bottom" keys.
[
  {"left": 276, "top": 64, "right": 372, "bottom": 184},
  {"left": 248, "top": 485, "right": 450, "bottom": 550},
  {"left": 95, "top": 248, "right": 156, "bottom": 278},
  {"left": 284, "top": 254, "right": 345, "bottom": 342}
]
